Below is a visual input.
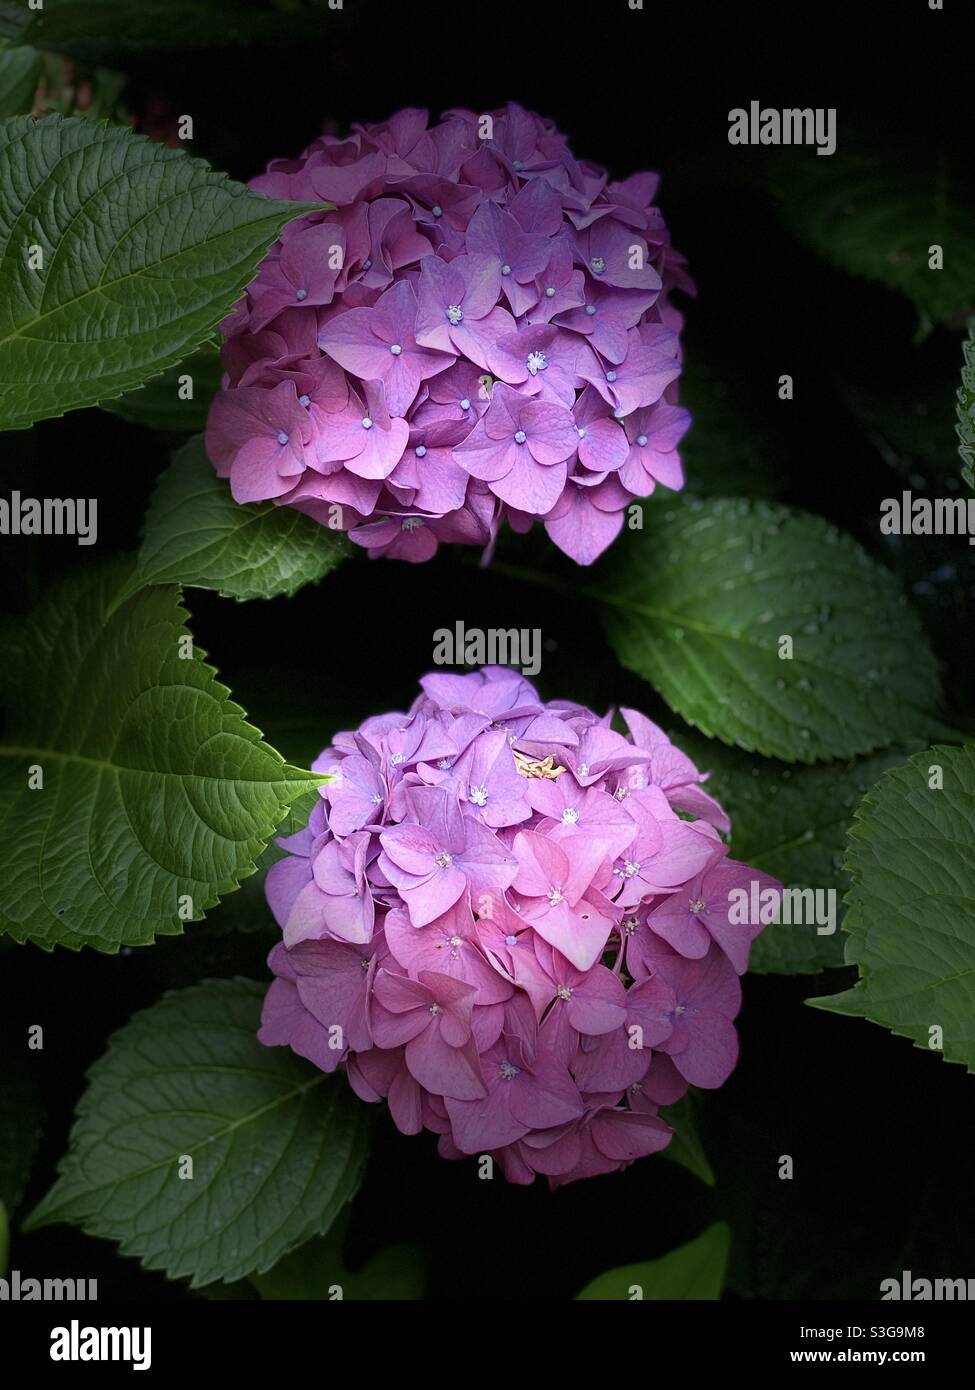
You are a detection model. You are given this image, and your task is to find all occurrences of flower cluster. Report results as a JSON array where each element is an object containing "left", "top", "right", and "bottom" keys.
[
  {"left": 207, "top": 103, "right": 693, "bottom": 566},
  {"left": 259, "top": 668, "right": 778, "bottom": 1186}
]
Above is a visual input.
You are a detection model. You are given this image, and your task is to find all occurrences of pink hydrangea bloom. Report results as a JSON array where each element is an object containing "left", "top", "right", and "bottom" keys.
[
  {"left": 207, "top": 104, "right": 693, "bottom": 566},
  {"left": 258, "top": 668, "right": 779, "bottom": 1186}
]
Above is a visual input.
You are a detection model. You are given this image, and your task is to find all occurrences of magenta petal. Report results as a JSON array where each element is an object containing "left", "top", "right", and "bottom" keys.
[
  {"left": 667, "top": 1008, "right": 739, "bottom": 1088},
  {"left": 592, "top": 1108, "right": 673, "bottom": 1161},
  {"left": 567, "top": 966, "right": 627, "bottom": 1034},
  {"left": 406, "top": 1028, "right": 486, "bottom": 1100},
  {"left": 446, "top": 1082, "right": 525, "bottom": 1153},
  {"left": 379, "top": 822, "right": 441, "bottom": 874},
  {"left": 401, "top": 865, "right": 467, "bottom": 926},
  {"left": 509, "top": 1050, "right": 584, "bottom": 1130},
  {"left": 265, "top": 855, "right": 313, "bottom": 931}
]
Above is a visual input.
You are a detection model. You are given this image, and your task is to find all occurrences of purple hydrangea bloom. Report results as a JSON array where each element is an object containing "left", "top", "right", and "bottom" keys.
[
  {"left": 207, "top": 104, "right": 694, "bottom": 565},
  {"left": 258, "top": 668, "right": 780, "bottom": 1187}
]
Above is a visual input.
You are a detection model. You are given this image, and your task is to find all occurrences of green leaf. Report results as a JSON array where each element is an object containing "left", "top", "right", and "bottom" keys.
[
  {"left": 576, "top": 1222, "right": 730, "bottom": 1300},
  {"left": 592, "top": 496, "right": 941, "bottom": 762},
  {"left": 24, "top": 979, "right": 369, "bottom": 1287},
  {"left": 660, "top": 1091, "right": 715, "bottom": 1186},
  {"left": 0, "top": 562, "right": 323, "bottom": 951},
  {"left": 250, "top": 1217, "right": 426, "bottom": 1301},
  {"left": 0, "top": 42, "right": 40, "bottom": 116},
  {"left": 124, "top": 435, "right": 350, "bottom": 604},
  {"left": 101, "top": 343, "right": 223, "bottom": 432},
  {"left": 674, "top": 731, "right": 909, "bottom": 973},
  {"left": 0, "top": 114, "right": 318, "bottom": 430},
  {"left": 770, "top": 143, "right": 975, "bottom": 333},
  {"left": 206, "top": 795, "right": 318, "bottom": 938},
  {"left": 838, "top": 360, "right": 961, "bottom": 489},
  {"left": 0, "top": 1, "right": 348, "bottom": 53},
  {"left": 33, "top": 58, "right": 129, "bottom": 124},
  {"left": 957, "top": 321, "right": 975, "bottom": 492},
  {"left": 0, "top": 1047, "right": 45, "bottom": 1213},
  {"left": 810, "top": 744, "right": 975, "bottom": 1070}
]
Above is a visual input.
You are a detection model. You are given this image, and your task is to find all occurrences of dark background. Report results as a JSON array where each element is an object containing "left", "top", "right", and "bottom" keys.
[{"left": 2, "top": 0, "right": 973, "bottom": 1300}]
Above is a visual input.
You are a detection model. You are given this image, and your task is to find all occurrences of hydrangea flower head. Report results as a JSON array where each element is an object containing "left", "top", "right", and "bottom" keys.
[
  {"left": 207, "top": 104, "right": 693, "bottom": 566},
  {"left": 259, "top": 668, "right": 779, "bottom": 1186}
]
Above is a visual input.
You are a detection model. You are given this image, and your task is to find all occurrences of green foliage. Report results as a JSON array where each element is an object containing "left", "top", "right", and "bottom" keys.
[
  {"left": 770, "top": 144, "right": 975, "bottom": 334},
  {"left": 957, "top": 321, "right": 975, "bottom": 491},
  {"left": 125, "top": 436, "right": 350, "bottom": 602},
  {"left": 0, "top": 1049, "right": 43, "bottom": 1215},
  {"left": 674, "top": 731, "right": 909, "bottom": 972},
  {"left": 102, "top": 343, "right": 224, "bottom": 432},
  {"left": 810, "top": 744, "right": 975, "bottom": 1070},
  {"left": 25, "top": 979, "right": 369, "bottom": 1287},
  {"left": 593, "top": 497, "right": 941, "bottom": 762},
  {"left": 660, "top": 1091, "right": 715, "bottom": 1186},
  {"left": 0, "top": 115, "right": 317, "bottom": 429},
  {"left": 0, "top": 563, "right": 322, "bottom": 951},
  {"left": 0, "top": 41, "right": 40, "bottom": 116},
  {"left": 249, "top": 1215, "right": 426, "bottom": 1300},
  {"left": 576, "top": 1222, "right": 730, "bottom": 1300},
  {"left": 0, "top": 1, "right": 345, "bottom": 52}
]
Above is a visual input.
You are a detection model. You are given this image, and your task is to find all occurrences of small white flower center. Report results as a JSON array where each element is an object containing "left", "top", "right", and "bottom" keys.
[
  {"left": 547, "top": 887, "right": 565, "bottom": 906},
  {"left": 390, "top": 343, "right": 402, "bottom": 355},
  {"left": 526, "top": 350, "right": 548, "bottom": 375},
  {"left": 361, "top": 416, "right": 373, "bottom": 429},
  {"left": 469, "top": 784, "right": 489, "bottom": 807},
  {"left": 434, "top": 851, "right": 453, "bottom": 869},
  {"left": 561, "top": 807, "right": 579, "bottom": 824},
  {"left": 445, "top": 304, "right": 464, "bottom": 325}
]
